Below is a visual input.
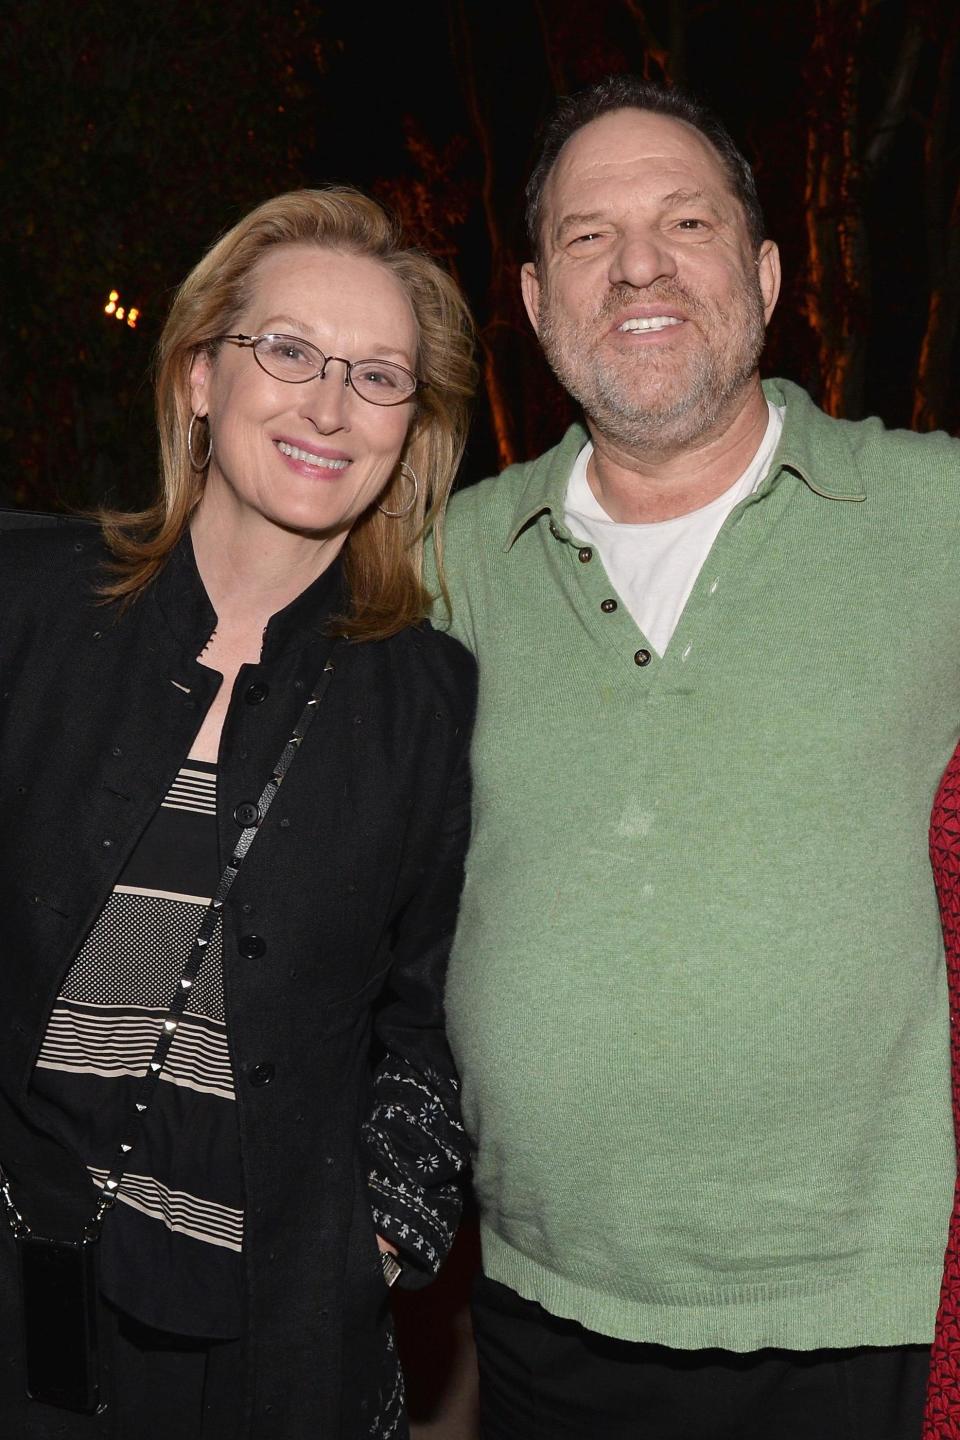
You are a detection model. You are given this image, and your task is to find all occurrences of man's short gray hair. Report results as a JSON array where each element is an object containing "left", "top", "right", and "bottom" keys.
[{"left": 525, "top": 75, "right": 766, "bottom": 262}]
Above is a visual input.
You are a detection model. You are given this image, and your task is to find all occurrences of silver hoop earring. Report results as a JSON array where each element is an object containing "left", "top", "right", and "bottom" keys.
[
  {"left": 378, "top": 461, "right": 419, "bottom": 518},
  {"left": 187, "top": 411, "right": 213, "bottom": 471}
]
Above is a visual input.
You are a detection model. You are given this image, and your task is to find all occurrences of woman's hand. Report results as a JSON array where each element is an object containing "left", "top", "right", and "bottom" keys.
[{"left": 376, "top": 1235, "right": 398, "bottom": 1256}]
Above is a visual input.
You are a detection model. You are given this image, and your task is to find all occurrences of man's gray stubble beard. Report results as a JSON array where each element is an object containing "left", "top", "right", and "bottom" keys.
[{"left": 537, "top": 277, "right": 767, "bottom": 456}]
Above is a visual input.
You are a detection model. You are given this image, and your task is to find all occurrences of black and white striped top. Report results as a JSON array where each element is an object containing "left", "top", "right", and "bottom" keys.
[{"left": 31, "top": 759, "right": 244, "bottom": 1337}]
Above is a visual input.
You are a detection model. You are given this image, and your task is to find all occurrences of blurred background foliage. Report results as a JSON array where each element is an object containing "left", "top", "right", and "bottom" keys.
[{"left": 1, "top": 0, "right": 957, "bottom": 515}]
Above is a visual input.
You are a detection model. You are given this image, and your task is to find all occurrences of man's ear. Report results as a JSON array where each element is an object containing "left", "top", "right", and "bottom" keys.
[
  {"left": 189, "top": 350, "right": 212, "bottom": 418},
  {"left": 757, "top": 240, "right": 781, "bottom": 325},
  {"left": 520, "top": 262, "right": 542, "bottom": 337}
]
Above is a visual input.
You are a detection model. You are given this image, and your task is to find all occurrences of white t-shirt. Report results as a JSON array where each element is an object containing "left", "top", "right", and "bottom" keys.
[{"left": 563, "top": 403, "right": 785, "bottom": 656}]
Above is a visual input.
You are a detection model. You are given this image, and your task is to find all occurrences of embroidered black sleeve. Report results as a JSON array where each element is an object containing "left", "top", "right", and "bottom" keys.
[{"left": 362, "top": 734, "right": 472, "bottom": 1287}]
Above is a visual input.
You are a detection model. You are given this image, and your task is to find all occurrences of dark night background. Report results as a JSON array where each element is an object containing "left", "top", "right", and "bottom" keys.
[{"left": 1, "top": 0, "right": 958, "bottom": 520}]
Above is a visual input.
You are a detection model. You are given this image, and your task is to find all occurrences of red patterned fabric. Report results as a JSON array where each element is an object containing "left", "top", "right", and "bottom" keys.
[{"left": 925, "top": 742, "right": 960, "bottom": 1438}]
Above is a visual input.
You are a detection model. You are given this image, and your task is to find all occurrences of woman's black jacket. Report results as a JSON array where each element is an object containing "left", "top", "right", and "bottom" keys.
[{"left": 0, "top": 525, "right": 476, "bottom": 1439}]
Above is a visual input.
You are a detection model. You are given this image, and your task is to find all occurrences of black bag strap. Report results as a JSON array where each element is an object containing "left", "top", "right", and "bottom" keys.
[{"left": 0, "top": 645, "right": 341, "bottom": 1244}]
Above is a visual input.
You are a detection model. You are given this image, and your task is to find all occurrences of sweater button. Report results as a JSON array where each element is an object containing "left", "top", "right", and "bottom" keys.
[
  {"left": 577, "top": 547, "right": 593, "bottom": 563},
  {"left": 244, "top": 682, "right": 269, "bottom": 705},
  {"left": 248, "top": 1062, "right": 275, "bottom": 1087},
  {"left": 634, "top": 648, "right": 652, "bottom": 667},
  {"left": 600, "top": 598, "right": 618, "bottom": 613},
  {"left": 233, "top": 801, "right": 261, "bottom": 827},
  {"left": 239, "top": 934, "right": 266, "bottom": 959}
]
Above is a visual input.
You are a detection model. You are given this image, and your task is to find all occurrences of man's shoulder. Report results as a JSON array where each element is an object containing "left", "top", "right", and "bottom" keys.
[
  {"left": 848, "top": 414, "right": 959, "bottom": 476},
  {"left": 430, "top": 431, "right": 585, "bottom": 647},
  {"left": 825, "top": 407, "right": 958, "bottom": 475},
  {"left": 768, "top": 378, "right": 960, "bottom": 491},
  {"left": 444, "top": 424, "right": 587, "bottom": 552},
  {"left": 445, "top": 456, "right": 542, "bottom": 537}
]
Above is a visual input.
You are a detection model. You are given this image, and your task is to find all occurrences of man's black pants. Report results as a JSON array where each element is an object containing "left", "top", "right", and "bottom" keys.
[{"left": 472, "top": 1276, "right": 930, "bottom": 1440}]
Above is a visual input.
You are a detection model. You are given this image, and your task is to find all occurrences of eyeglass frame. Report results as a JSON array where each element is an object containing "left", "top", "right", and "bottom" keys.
[{"left": 211, "top": 332, "right": 424, "bottom": 407}]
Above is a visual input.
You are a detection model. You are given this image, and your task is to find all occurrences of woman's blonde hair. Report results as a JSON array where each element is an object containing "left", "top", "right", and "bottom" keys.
[{"left": 99, "top": 187, "right": 476, "bottom": 640}]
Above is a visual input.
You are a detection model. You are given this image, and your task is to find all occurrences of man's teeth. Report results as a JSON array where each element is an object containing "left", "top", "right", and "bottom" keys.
[
  {"left": 276, "top": 441, "right": 348, "bottom": 469},
  {"left": 618, "top": 316, "right": 683, "bottom": 332}
]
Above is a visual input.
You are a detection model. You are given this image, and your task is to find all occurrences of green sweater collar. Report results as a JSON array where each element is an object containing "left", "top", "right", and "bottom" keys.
[{"left": 504, "top": 377, "right": 866, "bottom": 550}]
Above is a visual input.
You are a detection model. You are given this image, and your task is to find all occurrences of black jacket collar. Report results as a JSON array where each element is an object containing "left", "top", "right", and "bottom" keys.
[{"left": 151, "top": 531, "right": 346, "bottom": 661}]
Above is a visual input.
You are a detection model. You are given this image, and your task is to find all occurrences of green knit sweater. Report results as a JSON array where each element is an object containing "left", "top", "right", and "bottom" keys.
[{"left": 436, "top": 379, "right": 960, "bottom": 1350}]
